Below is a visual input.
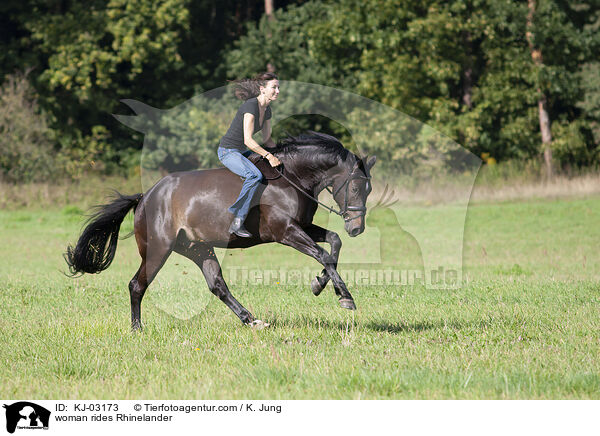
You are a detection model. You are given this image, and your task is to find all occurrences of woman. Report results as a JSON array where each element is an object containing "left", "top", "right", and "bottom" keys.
[{"left": 218, "top": 72, "right": 282, "bottom": 237}]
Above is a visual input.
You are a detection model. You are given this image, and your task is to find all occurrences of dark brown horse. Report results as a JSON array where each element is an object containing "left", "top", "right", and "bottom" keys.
[{"left": 65, "top": 132, "right": 376, "bottom": 330}]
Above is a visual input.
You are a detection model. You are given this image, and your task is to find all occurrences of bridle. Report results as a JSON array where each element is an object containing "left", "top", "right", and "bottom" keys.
[
  {"left": 264, "top": 159, "right": 371, "bottom": 222},
  {"left": 325, "top": 167, "right": 371, "bottom": 221}
]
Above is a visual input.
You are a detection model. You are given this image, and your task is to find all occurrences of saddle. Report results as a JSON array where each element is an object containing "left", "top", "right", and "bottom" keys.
[{"left": 247, "top": 152, "right": 282, "bottom": 180}]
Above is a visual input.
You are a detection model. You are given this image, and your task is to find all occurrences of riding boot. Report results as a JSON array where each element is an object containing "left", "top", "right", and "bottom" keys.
[{"left": 229, "top": 216, "right": 252, "bottom": 237}]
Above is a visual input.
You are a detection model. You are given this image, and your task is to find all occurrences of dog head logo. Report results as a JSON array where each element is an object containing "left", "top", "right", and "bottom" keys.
[{"left": 3, "top": 402, "right": 50, "bottom": 433}]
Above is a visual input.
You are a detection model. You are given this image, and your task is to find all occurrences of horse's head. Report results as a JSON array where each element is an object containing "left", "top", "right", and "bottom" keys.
[
  {"left": 331, "top": 154, "right": 377, "bottom": 237},
  {"left": 274, "top": 132, "right": 377, "bottom": 237}
]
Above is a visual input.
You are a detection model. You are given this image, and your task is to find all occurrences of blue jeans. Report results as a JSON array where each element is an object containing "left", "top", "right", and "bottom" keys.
[{"left": 217, "top": 147, "right": 263, "bottom": 220}]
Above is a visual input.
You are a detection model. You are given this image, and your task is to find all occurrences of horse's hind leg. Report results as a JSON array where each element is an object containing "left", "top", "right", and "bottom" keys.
[
  {"left": 129, "top": 239, "right": 173, "bottom": 331},
  {"left": 175, "top": 243, "right": 257, "bottom": 325},
  {"left": 305, "top": 224, "right": 342, "bottom": 296}
]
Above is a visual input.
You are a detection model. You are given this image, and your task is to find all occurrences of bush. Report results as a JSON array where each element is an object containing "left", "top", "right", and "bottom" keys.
[
  {"left": 0, "top": 71, "right": 111, "bottom": 183},
  {"left": 0, "top": 71, "right": 57, "bottom": 183},
  {"left": 551, "top": 119, "right": 596, "bottom": 171}
]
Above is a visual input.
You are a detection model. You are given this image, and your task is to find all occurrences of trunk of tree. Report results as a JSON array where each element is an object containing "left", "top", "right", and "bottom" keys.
[
  {"left": 265, "top": 0, "right": 275, "bottom": 72},
  {"left": 462, "top": 67, "right": 473, "bottom": 109},
  {"left": 462, "top": 31, "right": 473, "bottom": 110},
  {"left": 527, "top": 0, "right": 553, "bottom": 179},
  {"left": 538, "top": 94, "right": 553, "bottom": 176},
  {"left": 265, "top": 0, "right": 274, "bottom": 20}
]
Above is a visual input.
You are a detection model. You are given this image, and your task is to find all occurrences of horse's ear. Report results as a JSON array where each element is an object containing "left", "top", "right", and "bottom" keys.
[{"left": 366, "top": 155, "right": 377, "bottom": 169}]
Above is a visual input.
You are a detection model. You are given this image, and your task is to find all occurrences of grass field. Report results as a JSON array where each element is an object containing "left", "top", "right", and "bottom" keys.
[{"left": 1, "top": 193, "right": 599, "bottom": 399}]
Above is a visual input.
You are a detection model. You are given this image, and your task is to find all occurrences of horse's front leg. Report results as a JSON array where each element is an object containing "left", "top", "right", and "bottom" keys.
[
  {"left": 279, "top": 222, "right": 355, "bottom": 310},
  {"left": 304, "top": 224, "right": 342, "bottom": 297}
]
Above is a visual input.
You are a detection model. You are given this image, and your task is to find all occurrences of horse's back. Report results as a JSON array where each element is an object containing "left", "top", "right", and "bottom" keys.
[
  {"left": 135, "top": 162, "right": 312, "bottom": 245},
  {"left": 136, "top": 168, "right": 245, "bottom": 243}
]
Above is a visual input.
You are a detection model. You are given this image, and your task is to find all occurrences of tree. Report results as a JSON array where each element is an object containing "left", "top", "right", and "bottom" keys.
[
  {"left": 526, "top": 0, "right": 553, "bottom": 177},
  {"left": 226, "top": 1, "right": 333, "bottom": 85},
  {"left": 1, "top": 0, "right": 297, "bottom": 176},
  {"left": 307, "top": 0, "right": 599, "bottom": 169}
]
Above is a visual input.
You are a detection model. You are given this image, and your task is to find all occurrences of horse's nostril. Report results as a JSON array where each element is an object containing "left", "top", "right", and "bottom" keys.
[{"left": 351, "top": 228, "right": 360, "bottom": 237}]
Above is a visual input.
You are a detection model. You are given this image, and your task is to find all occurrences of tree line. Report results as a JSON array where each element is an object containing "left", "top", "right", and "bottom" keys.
[{"left": 1, "top": 0, "right": 599, "bottom": 182}]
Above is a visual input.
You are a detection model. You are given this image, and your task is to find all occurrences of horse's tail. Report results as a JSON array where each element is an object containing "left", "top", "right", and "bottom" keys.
[{"left": 64, "top": 192, "right": 143, "bottom": 276}]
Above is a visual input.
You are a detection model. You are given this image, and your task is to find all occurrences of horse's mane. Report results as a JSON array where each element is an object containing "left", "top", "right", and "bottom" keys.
[{"left": 272, "top": 131, "right": 350, "bottom": 163}]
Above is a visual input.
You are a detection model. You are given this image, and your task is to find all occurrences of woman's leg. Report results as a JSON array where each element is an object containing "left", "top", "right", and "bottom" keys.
[{"left": 218, "top": 147, "right": 264, "bottom": 220}]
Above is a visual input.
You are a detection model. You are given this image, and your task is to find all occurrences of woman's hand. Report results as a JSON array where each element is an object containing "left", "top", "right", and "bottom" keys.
[{"left": 266, "top": 153, "right": 281, "bottom": 167}]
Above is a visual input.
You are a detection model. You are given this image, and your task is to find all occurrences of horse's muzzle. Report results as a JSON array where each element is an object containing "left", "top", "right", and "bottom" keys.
[{"left": 344, "top": 214, "right": 365, "bottom": 237}]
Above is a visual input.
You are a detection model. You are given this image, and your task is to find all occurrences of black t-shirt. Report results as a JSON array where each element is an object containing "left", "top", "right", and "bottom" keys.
[{"left": 220, "top": 97, "right": 272, "bottom": 150}]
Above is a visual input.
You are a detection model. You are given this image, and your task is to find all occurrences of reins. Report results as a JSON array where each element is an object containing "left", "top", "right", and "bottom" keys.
[{"left": 260, "top": 157, "right": 370, "bottom": 222}]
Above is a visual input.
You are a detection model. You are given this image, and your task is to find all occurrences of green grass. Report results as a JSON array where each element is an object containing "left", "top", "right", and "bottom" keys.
[{"left": 1, "top": 196, "right": 599, "bottom": 399}]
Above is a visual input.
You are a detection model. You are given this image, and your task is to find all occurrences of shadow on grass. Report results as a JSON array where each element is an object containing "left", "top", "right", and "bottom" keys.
[
  {"left": 264, "top": 316, "right": 351, "bottom": 331},
  {"left": 366, "top": 321, "right": 435, "bottom": 334},
  {"left": 150, "top": 304, "right": 496, "bottom": 336},
  {"left": 366, "top": 318, "right": 495, "bottom": 334},
  {"left": 264, "top": 314, "right": 495, "bottom": 334}
]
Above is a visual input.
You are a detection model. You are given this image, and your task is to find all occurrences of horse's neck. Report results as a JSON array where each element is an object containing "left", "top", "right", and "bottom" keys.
[{"left": 282, "top": 155, "right": 344, "bottom": 194}]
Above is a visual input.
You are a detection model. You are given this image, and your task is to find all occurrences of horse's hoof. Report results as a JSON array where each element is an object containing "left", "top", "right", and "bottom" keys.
[
  {"left": 131, "top": 320, "right": 143, "bottom": 332},
  {"left": 339, "top": 298, "right": 357, "bottom": 310},
  {"left": 311, "top": 277, "right": 324, "bottom": 296},
  {"left": 246, "top": 319, "right": 270, "bottom": 330}
]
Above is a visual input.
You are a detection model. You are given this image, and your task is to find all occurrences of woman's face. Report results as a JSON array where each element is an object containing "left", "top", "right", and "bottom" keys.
[{"left": 261, "top": 79, "right": 280, "bottom": 102}]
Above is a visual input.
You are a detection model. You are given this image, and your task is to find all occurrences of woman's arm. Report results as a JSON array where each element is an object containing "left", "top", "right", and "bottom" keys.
[
  {"left": 243, "top": 113, "right": 269, "bottom": 156},
  {"left": 243, "top": 113, "right": 281, "bottom": 167}
]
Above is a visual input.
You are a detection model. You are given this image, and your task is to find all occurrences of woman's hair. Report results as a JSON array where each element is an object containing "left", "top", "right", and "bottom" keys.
[{"left": 232, "top": 72, "right": 278, "bottom": 100}]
